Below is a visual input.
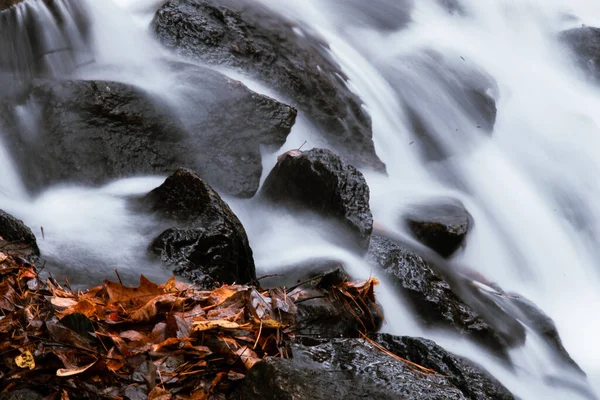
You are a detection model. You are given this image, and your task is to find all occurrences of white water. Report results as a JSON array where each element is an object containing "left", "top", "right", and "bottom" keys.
[{"left": 1, "top": 0, "right": 600, "bottom": 398}]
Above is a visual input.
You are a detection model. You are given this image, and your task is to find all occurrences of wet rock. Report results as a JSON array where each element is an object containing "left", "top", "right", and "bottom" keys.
[
  {"left": 560, "top": 27, "right": 600, "bottom": 82},
  {"left": 258, "top": 258, "right": 345, "bottom": 289},
  {"left": 241, "top": 338, "right": 467, "bottom": 400},
  {"left": 260, "top": 148, "right": 373, "bottom": 252},
  {"left": 373, "top": 333, "right": 515, "bottom": 400},
  {"left": 404, "top": 198, "right": 472, "bottom": 258},
  {"left": 140, "top": 168, "right": 255, "bottom": 288},
  {"left": 0, "top": 389, "right": 43, "bottom": 400},
  {"left": 368, "top": 235, "right": 526, "bottom": 356},
  {"left": 292, "top": 268, "right": 382, "bottom": 338},
  {"left": 153, "top": 0, "right": 384, "bottom": 170},
  {"left": 0, "top": 210, "right": 39, "bottom": 259},
  {"left": 1, "top": 63, "right": 296, "bottom": 197},
  {"left": 0, "top": 0, "right": 22, "bottom": 10}
]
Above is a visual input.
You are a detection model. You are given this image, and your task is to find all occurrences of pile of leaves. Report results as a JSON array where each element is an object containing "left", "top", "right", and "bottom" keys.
[{"left": 0, "top": 253, "right": 379, "bottom": 399}]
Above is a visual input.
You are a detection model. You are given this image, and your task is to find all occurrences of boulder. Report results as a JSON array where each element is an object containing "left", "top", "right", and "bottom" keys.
[
  {"left": 0, "top": 0, "right": 22, "bottom": 10},
  {"left": 403, "top": 197, "right": 472, "bottom": 258},
  {"left": 373, "top": 333, "right": 515, "bottom": 400},
  {"left": 559, "top": 27, "right": 600, "bottom": 82},
  {"left": 1, "top": 63, "right": 296, "bottom": 197},
  {"left": 241, "top": 338, "right": 467, "bottom": 400},
  {"left": 152, "top": 0, "right": 384, "bottom": 170},
  {"left": 0, "top": 210, "right": 39, "bottom": 259},
  {"left": 260, "top": 148, "right": 373, "bottom": 252},
  {"left": 139, "top": 168, "right": 255, "bottom": 288},
  {"left": 368, "top": 235, "right": 526, "bottom": 356}
]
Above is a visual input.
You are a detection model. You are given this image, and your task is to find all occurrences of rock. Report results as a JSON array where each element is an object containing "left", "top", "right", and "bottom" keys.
[
  {"left": 292, "top": 268, "right": 382, "bottom": 338},
  {"left": 260, "top": 148, "right": 373, "bottom": 252},
  {"left": 0, "top": 210, "right": 39, "bottom": 259},
  {"left": 373, "top": 333, "right": 515, "bottom": 400},
  {"left": 152, "top": 0, "right": 384, "bottom": 171},
  {"left": 258, "top": 258, "right": 345, "bottom": 289},
  {"left": 0, "top": 390, "right": 43, "bottom": 400},
  {"left": 404, "top": 198, "right": 472, "bottom": 258},
  {"left": 1, "top": 63, "right": 296, "bottom": 197},
  {"left": 241, "top": 338, "right": 467, "bottom": 400},
  {"left": 0, "top": 0, "right": 22, "bottom": 10},
  {"left": 368, "top": 235, "right": 526, "bottom": 356},
  {"left": 323, "top": 0, "right": 413, "bottom": 32},
  {"left": 139, "top": 168, "right": 255, "bottom": 288},
  {"left": 560, "top": 27, "right": 600, "bottom": 82}
]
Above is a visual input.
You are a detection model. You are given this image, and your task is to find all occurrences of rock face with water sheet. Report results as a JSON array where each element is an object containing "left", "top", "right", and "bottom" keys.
[
  {"left": 560, "top": 26, "right": 600, "bottom": 82},
  {"left": 260, "top": 148, "right": 373, "bottom": 253},
  {"left": 368, "top": 235, "right": 526, "bottom": 356},
  {"left": 0, "top": 63, "right": 296, "bottom": 197},
  {"left": 241, "top": 334, "right": 514, "bottom": 399},
  {"left": 404, "top": 198, "right": 473, "bottom": 258},
  {"left": 152, "top": 0, "right": 384, "bottom": 171},
  {"left": 138, "top": 168, "right": 255, "bottom": 288}
]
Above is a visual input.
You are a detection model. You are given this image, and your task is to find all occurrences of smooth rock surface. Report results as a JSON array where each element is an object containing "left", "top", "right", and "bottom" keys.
[
  {"left": 153, "top": 0, "right": 384, "bottom": 170},
  {"left": 560, "top": 26, "right": 600, "bottom": 82}
]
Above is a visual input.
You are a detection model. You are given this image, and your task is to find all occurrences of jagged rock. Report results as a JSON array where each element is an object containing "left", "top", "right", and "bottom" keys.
[
  {"left": 373, "top": 333, "right": 515, "bottom": 400},
  {"left": 560, "top": 26, "right": 600, "bottom": 82},
  {"left": 260, "top": 148, "right": 373, "bottom": 252},
  {"left": 139, "top": 168, "right": 255, "bottom": 288},
  {"left": 368, "top": 235, "right": 526, "bottom": 356},
  {"left": 1, "top": 63, "right": 295, "bottom": 197},
  {"left": 152, "top": 0, "right": 384, "bottom": 170},
  {"left": 0, "top": 210, "right": 39, "bottom": 259},
  {"left": 241, "top": 338, "right": 467, "bottom": 399},
  {"left": 404, "top": 198, "right": 472, "bottom": 258}
]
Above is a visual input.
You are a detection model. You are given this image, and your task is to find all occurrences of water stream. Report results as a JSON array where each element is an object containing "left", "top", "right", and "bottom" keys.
[{"left": 1, "top": 0, "right": 599, "bottom": 398}]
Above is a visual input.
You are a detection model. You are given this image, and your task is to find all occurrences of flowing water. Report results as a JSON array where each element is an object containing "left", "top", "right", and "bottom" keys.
[{"left": 1, "top": 0, "right": 600, "bottom": 398}]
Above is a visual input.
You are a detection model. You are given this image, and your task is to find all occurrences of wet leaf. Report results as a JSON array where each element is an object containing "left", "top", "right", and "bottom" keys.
[
  {"left": 15, "top": 350, "right": 35, "bottom": 369},
  {"left": 57, "top": 359, "right": 97, "bottom": 376}
]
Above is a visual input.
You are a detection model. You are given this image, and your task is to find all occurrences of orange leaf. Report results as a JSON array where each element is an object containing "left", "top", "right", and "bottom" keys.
[
  {"left": 57, "top": 359, "right": 97, "bottom": 376},
  {"left": 148, "top": 387, "right": 172, "bottom": 400},
  {"left": 106, "top": 348, "right": 125, "bottom": 373},
  {"left": 234, "top": 346, "right": 260, "bottom": 370},
  {"left": 104, "top": 275, "right": 163, "bottom": 306}
]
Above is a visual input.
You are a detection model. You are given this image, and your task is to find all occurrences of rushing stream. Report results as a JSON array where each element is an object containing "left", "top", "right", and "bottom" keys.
[{"left": 1, "top": 0, "right": 600, "bottom": 398}]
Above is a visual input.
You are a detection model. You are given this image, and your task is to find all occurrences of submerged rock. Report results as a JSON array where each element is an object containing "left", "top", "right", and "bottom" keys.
[
  {"left": 0, "top": 210, "right": 39, "bottom": 259},
  {"left": 260, "top": 148, "right": 373, "bottom": 252},
  {"left": 241, "top": 337, "right": 467, "bottom": 399},
  {"left": 139, "top": 168, "right": 255, "bottom": 288},
  {"left": 373, "top": 334, "right": 515, "bottom": 400},
  {"left": 368, "top": 235, "right": 526, "bottom": 356},
  {"left": 1, "top": 63, "right": 295, "bottom": 197},
  {"left": 404, "top": 198, "right": 472, "bottom": 258},
  {"left": 153, "top": 0, "right": 384, "bottom": 170},
  {"left": 560, "top": 26, "right": 600, "bottom": 82}
]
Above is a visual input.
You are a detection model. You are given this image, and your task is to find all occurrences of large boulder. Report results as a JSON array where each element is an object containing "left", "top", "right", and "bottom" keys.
[
  {"left": 1, "top": 63, "right": 296, "bottom": 197},
  {"left": 260, "top": 148, "right": 373, "bottom": 252},
  {"left": 403, "top": 197, "right": 473, "bottom": 258},
  {"left": 138, "top": 168, "right": 256, "bottom": 288},
  {"left": 0, "top": 210, "right": 39, "bottom": 259},
  {"left": 241, "top": 338, "right": 467, "bottom": 399},
  {"left": 152, "top": 0, "right": 384, "bottom": 171},
  {"left": 560, "top": 27, "right": 600, "bottom": 83},
  {"left": 368, "top": 235, "right": 526, "bottom": 356},
  {"left": 373, "top": 334, "right": 514, "bottom": 400}
]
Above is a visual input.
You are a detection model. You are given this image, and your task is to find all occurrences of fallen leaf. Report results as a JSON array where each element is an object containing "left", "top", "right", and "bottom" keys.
[
  {"left": 15, "top": 350, "right": 35, "bottom": 370},
  {"left": 106, "top": 347, "right": 125, "bottom": 372},
  {"left": 120, "top": 330, "right": 148, "bottom": 342},
  {"left": 57, "top": 359, "right": 97, "bottom": 376},
  {"left": 50, "top": 297, "right": 79, "bottom": 309},
  {"left": 0, "top": 252, "right": 6, "bottom": 262},
  {"left": 104, "top": 275, "right": 163, "bottom": 307},
  {"left": 234, "top": 346, "right": 260, "bottom": 370},
  {"left": 192, "top": 320, "right": 251, "bottom": 332},
  {"left": 148, "top": 387, "right": 172, "bottom": 400},
  {"left": 129, "top": 294, "right": 178, "bottom": 322}
]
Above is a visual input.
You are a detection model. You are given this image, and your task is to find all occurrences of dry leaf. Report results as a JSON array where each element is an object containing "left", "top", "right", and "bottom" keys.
[
  {"left": 106, "top": 347, "right": 125, "bottom": 372},
  {"left": 234, "top": 346, "right": 260, "bottom": 370},
  {"left": 57, "top": 359, "right": 97, "bottom": 376},
  {"left": 50, "top": 297, "right": 79, "bottom": 309},
  {"left": 192, "top": 320, "right": 250, "bottom": 332},
  {"left": 104, "top": 275, "right": 163, "bottom": 306},
  {"left": 15, "top": 350, "right": 35, "bottom": 370},
  {"left": 148, "top": 387, "right": 172, "bottom": 400}
]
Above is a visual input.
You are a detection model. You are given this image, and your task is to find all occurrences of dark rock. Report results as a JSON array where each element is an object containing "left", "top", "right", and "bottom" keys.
[
  {"left": 260, "top": 148, "right": 373, "bottom": 252},
  {"left": 1, "top": 63, "right": 296, "bottom": 197},
  {"left": 152, "top": 0, "right": 384, "bottom": 171},
  {"left": 140, "top": 168, "right": 255, "bottom": 287},
  {"left": 368, "top": 235, "right": 526, "bottom": 356},
  {"left": 241, "top": 338, "right": 467, "bottom": 400},
  {"left": 292, "top": 268, "right": 382, "bottom": 338},
  {"left": 404, "top": 198, "right": 472, "bottom": 258},
  {"left": 0, "top": 209, "right": 39, "bottom": 259},
  {"left": 373, "top": 333, "right": 515, "bottom": 400},
  {"left": 258, "top": 258, "right": 345, "bottom": 289},
  {"left": 0, "top": 389, "right": 43, "bottom": 400},
  {"left": 560, "top": 27, "right": 600, "bottom": 82}
]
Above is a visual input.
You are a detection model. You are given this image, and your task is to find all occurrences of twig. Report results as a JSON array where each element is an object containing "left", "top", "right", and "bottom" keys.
[{"left": 114, "top": 269, "right": 123, "bottom": 284}]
